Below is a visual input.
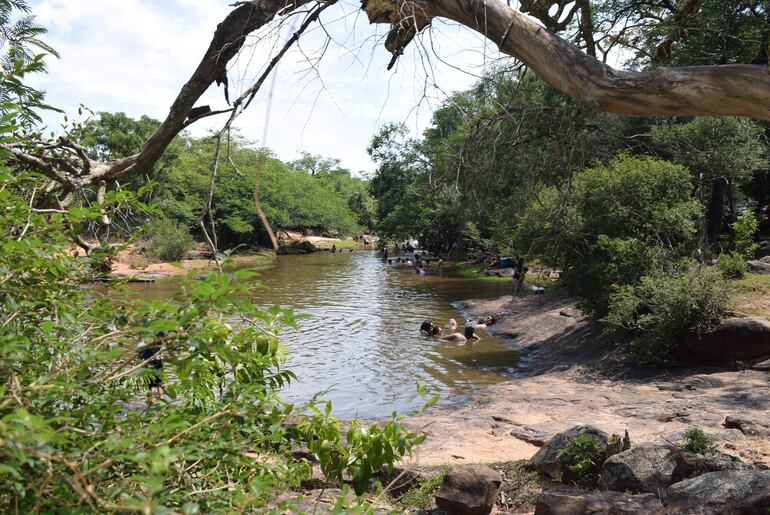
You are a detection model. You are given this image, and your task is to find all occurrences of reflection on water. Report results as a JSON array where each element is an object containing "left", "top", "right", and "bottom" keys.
[{"left": 125, "top": 251, "right": 517, "bottom": 418}]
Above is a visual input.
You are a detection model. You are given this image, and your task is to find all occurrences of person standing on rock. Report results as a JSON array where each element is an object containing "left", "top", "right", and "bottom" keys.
[{"left": 513, "top": 267, "right": 528, "bottom": 296}]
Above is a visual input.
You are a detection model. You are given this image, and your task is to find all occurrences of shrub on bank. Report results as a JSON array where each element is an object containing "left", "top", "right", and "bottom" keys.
[
  {"left": 718, "top": 252, "right": 748, "bottom": 279},
  {"left": 680, "top": 427, "right": 718, "bottom": 454},
  {"left": 145, "top": 218, "right": 196, "bottom": 261},
  {"left": 0, "top": 169, "right": 424, "bottom": 512},
  {"left": 604, "top": 263, "right": 732, "bottom": 362}
]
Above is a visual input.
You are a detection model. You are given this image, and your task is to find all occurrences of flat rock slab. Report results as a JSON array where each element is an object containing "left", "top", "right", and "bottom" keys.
[
  {"left": 403, "top": 296, "right": 770, "bottom": 467},
  {"left": 534, "top": 490, "right": 665, "bottom": 515}
]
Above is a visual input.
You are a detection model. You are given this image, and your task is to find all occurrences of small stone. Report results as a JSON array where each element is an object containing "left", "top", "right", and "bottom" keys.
[
  {"left": 434, "top": 464, "right": 502, "bottom": 515},
  {"left": 510, "top": 425, "right": 550, "bottom": 447},
  {"left": 534, "top": 490, "right": 665, "bottom": 515},
  {"left": 723, "top": 416, "right": 770, "bottom": 437}
]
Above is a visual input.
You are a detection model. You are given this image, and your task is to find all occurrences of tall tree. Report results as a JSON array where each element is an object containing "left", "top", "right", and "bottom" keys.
[{"left": 3, "top": 0, "right": 770, "bottom": 200}]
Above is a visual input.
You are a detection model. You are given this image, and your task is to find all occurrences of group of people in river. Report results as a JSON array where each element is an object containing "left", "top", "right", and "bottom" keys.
[
  {"left": 419, "top": 315, "right": 495, "bottom": 343},
  {"left": 381, "top": 246, "right": 444, "bottom": 275}
]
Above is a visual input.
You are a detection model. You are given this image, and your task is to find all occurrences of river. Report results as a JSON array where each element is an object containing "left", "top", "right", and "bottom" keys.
[{"left": 126, "top": 251, "right": 518, "bottom": 418}]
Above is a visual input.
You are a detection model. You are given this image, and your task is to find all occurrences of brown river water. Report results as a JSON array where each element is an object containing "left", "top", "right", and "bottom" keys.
[{"left": 123, "top": 251, "right": 518, "bottom": 418}]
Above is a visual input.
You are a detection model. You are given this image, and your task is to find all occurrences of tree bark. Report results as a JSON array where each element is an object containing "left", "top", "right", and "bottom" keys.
[
  {"left": 5, "top": 0, "right": 770, "bottom": 191},
  {"left": 365, "top": 0, "right": 770, "bottom": 120},
  {"left": 707, "top": 177, "right": 728, "bottom": 249}
]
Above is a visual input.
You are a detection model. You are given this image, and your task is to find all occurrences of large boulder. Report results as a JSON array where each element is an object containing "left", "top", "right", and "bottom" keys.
[
  {"left": 683, "top": 317, "right": 770, "bottom": 361},
  {"left": 602, "top": 445, "right": 761, "bottom": 494},
  {"left": 747, "top": 260, "right": 770, "bottom": 274},
  {"left": 277, "top": 240, "right": 317, "bottom": 254},
  {"left": 601, "top": 445, "right": 679, "bottom": 494},
  {"left": 665, "top": 470, "right": 770, "bottom": 514},
  {"left": 434, "top": 464, "right": 502, "bottom": 515},
  {"left": 534, "top": 490, "right": 665, "bottom": 515},
  {"left": 672, "top": 450, "right": 763, "bottom": 483},
  {"left": 530, "top": 425, "right": 609, "bottom": 479}
]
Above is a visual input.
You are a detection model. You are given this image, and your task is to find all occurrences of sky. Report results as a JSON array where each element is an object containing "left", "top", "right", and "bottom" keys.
[{"left": 26, "top": 0, "right": 512, "bottom": 174}]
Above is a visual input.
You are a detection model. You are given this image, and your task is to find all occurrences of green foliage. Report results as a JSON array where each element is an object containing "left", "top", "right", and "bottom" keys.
[
  {"left": 0, "top": 114, "right": 422, "bottom": 511},
  {"left": 148, "top": 136, "right": 369, "bottom": 247},
  {"left": 622, "top": 0, "right": 770, "bottom": 67},
  {"left": 302, "top": 383, "right": 434, "bottom": 496},
  {"left": 0, "top": 0, "right": 60, "bottom": 126},
  {"left": 680, "top": 427, "right": 718, "bottom": 455},
  {"left": 556, "top": 435, "right": 605, "bottom": 487},
  {"left": 732, "top": 210, "right": 760, "bottom": 258},
  {"left": 605, "top": 263, "right": 732, "bottom": 362},
  {"left": 397, "top": 469, "right": 446, "bottom": 510},
  {"left": 652, "top": 117, "right": 765, "bottom": 187},
  {"left": 145, "top": 218, "right": 196, "bottom": 262},
  {"left": 72, "top": 111, "right": 165, "bottom": 161},
  {"left": 566, "top": 155, "right": 700, "bottom": 316},
  {"left": 718, "top": 252, "right": 749, "bottom": 280}
]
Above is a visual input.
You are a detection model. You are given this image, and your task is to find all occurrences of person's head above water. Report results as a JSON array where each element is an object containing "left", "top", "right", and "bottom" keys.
[
  {"left": 431, "top": 326, "right": 443, "bottom": 336},
  {"left": 464, "top": 325, "right": 475, "bottom": 338},
  {"left": 420, "top": 321, "right": 435, "bottom": 334},
  {"left": 448, "top": 318, "right": 457, "bottom": 328}
]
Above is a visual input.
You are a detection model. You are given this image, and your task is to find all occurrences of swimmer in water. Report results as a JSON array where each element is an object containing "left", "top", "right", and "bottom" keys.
[
  {"left": 442, "top": 325, "right": 481, "bottom": 343},
  {"left": 448, "top": 318, "right": 457, "bottom": 330},
  {"left": 420, "top": 321, "right": 435, "bottom": 335}
]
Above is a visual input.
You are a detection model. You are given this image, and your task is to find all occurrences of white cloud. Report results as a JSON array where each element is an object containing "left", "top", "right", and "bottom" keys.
[{"left": 27, "top": 0, "right": 505, "bottom": 172}]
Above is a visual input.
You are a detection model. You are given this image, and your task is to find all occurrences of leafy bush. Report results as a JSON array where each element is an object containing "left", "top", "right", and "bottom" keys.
[
  {"left": 0, "top": 167, "right": 424, "bottom": 511},
  {"left": 732, "top": 210, "right": 760, "bottom": 259},
  {"left": 556, "top": 435, "right": 605, "bottom": 486},
  {"left": 145, "top": 218, "right": 195, "bottom": 261},
  {"left": 566, "top": 155, "right": 700, "bottom": 316},
  {"left": 718, "top": 252, "right": 749, "bottom": 279},
  {"left": 605, "top": 263, "right": 732, "bottom": 362},
  {"left": 680, "top": 427, "right": 718, "bottom": 454}
]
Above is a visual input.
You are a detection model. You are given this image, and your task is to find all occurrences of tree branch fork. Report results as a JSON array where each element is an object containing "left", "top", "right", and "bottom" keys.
[{"left": 4, "top": 0, "right": 770, "bottom": 194}]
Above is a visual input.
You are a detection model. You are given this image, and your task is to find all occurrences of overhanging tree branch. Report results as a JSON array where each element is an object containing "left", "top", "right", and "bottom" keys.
[
  {"left": 5, "top": 0, "right": 770, "bottom": 195},
  {"left": 364, "top": 0, "right": 770, "bottom": 120}
]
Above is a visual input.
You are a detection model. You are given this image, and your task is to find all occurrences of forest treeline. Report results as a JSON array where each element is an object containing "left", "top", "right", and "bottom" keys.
[
  {"left": 365, "top": 1, "right": 770, "bottom": 359},
  {"left": 367, "top": 69, "right": 769, "bottom": 358},
  {"left": 70, "top": 111, "right": 375, "bottom": 247}
]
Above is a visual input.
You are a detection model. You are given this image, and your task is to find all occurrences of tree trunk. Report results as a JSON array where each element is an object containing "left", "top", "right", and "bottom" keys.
[
  {"left": 707, "top": 178, "right": 728, "bottom": 250},
  {"left": 254, "top": 155, "right": 279, "bottom": 252}
]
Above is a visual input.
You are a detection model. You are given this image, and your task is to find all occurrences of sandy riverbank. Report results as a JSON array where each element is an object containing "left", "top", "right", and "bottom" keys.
[
  {"left": 402, "top": 294, "right": 770, "bottom": 468},
  {"left": 105, "top": 242, "right": 275, "bottom": 280}
]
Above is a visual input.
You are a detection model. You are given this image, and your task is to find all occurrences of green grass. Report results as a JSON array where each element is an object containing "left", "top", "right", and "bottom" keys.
[
  {"left": 454, "top": 263, "right": 567, "bottom": 296},
  {"left": 732, "top": 271, "right": 770, "bottom": 320},
  {"left": 454, "top": 263, "right": 512, "bottom": 283},
  {"left": 395, "top": 469, "right": 446, "bottom": 511},
  {"left": 312, "top": 238, "right": 361, "bottom": 250}
]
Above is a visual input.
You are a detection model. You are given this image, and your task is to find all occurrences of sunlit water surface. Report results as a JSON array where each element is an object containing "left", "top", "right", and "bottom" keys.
[{"left": 125, "top": 251, "right": 517, "bottom": 418}]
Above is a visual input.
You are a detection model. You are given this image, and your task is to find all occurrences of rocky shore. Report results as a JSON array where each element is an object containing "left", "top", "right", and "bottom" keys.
[{"left": 402, "top": 294, "right": 770, "bottom": 468}]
